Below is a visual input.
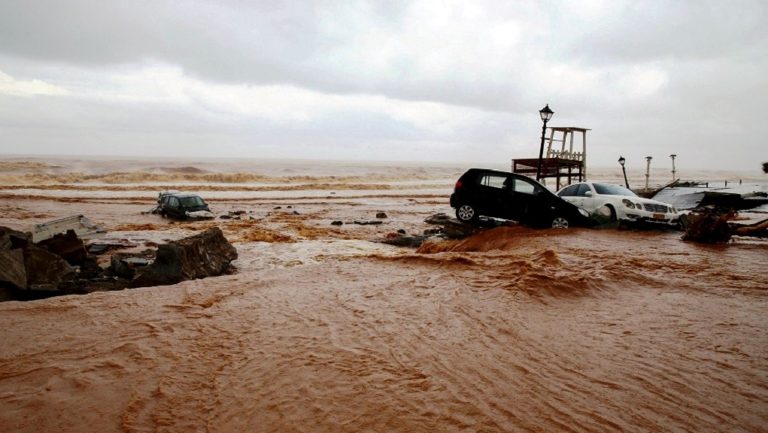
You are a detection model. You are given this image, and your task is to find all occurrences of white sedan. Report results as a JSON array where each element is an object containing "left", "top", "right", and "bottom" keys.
[{"left": 556, "top": 182, "right": 680, "bottom": 226}]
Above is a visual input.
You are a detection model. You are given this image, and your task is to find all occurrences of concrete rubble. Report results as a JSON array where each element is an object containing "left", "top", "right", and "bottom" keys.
[{"left": 0, "top": 225, "right": 238, "bottom": 302}]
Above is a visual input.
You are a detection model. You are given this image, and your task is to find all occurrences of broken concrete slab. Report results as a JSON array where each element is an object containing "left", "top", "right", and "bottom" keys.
[
  {"left": 0, "top": 249, "right": 27, "bottom": 289},
  {"left": 1, "top": 226, "right": 30, "bottom": 250},
  {"left": 31, "top": 215, "right": 105, "bottom": 243},
  {"left": 110, "top": 253, "right": 152, "bottom": 279},
  {"left": 131, "top": 227, "right": 237, "bottom": 288},
  {"left": 23, "top": 245, "right": 75, "bottom": 291},
  {"left": 37, "top": 229, "right": 87, "bottom": 265}
]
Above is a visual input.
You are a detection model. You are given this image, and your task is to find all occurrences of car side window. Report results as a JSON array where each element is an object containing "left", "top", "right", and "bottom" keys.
[
  {"left": 558, "top": 184, "right": 579, "bottom": 197},
  {"left": 575, "top": 184, "right": 592, "bottom": 196},
  {"left": 512, "top": 178, "right": 536, "bottom": 195},
  {"left": 480, "top": 175, "right": 507, "bottom": 189},
  {"left": 168, "top": 197, "right": 179, "bottom": 208}
]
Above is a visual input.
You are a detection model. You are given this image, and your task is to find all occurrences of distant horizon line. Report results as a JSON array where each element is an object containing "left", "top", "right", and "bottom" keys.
[{"left": 0, "top": 152, "right": 765, "bottom": 174}]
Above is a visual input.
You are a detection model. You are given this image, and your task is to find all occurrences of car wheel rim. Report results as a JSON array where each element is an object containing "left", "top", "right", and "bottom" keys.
[
  {"left": 458, "top": 205, "right": 475, "bottom": 221},
  {"left": 552, "top": 217, "right": 569, "bottom": 228}
]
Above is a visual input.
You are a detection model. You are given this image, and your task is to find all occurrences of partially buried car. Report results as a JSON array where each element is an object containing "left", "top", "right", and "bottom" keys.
[
  {"left": 556, "top": 182, "right": 679, "bottom": 227},
  {"left": 157, "top": 191, "right": 215, "bottom": 220},
  {"left": 449, "top": 168, "right": 594, "bottom": 228}
]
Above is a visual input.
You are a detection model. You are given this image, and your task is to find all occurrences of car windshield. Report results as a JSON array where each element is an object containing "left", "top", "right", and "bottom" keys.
[
  {"left": 179, "top": 196, "right": 205, "bottom": 207},
  {"left": 592, "top": 183, "right": 637, "bottom": 197}
]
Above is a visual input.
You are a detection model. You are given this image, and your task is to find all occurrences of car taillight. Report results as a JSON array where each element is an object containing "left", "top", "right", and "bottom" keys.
[{"left": 454, "top": 180, "right": 463, "bottom": 190}]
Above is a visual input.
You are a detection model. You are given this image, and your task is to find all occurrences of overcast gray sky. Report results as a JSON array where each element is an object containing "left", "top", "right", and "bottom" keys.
[{"left": 1, "top": 0, "right": 766, "bottom": 171}]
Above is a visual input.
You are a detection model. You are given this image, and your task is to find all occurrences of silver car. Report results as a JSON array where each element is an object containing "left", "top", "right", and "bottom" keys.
[{"left": 556, "top": 182, "right": 679, "bottom": 226}]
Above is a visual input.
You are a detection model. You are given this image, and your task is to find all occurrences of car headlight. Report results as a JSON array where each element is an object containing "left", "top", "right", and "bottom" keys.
[
  {"left": 622, "top": 199, "right": 635, "bottom": 209},
  {"left": 578, "top": 208, "right": 589, "bottom": 217}
]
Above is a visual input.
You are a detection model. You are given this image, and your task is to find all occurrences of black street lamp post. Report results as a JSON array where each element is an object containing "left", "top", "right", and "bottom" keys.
[
  {"left": 618, "top": 156, "right": 629, "bottom": 189},
  {"left": 536, "top": 104, "right": 554, "bottom": 181}
]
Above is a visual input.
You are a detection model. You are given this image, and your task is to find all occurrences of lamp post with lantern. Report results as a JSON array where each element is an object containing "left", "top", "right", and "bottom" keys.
[
  {"left": 618, "top": 156, "right": 629, "bottom": 189},
  {"left": 535, "top": 104, "right": 554, "bottom": 181}
]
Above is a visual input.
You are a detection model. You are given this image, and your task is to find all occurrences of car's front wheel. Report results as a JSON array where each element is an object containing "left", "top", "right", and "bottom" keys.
[
  {"left": 551, "top": 216, "right": 569, "bottom": 229},
  {"left": 456, "top": 204, "right": 478, "bottom": 223}
]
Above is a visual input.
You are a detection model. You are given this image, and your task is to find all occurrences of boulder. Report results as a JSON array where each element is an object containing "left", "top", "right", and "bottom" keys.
[
  {"left": 132, "top": 227, "right": 237, "bottom": 288},
  {"left": 36, "top": 229, "right": 87, "bottom": 265},
  {"left": 23, "top": 245, "right": 75, "bottom": 291},
  {"left": 376, "top": 212, "right": 388, "bottom": 219},
  {"left": 0, "top": 249, "right": 27, "bottom": 289}
]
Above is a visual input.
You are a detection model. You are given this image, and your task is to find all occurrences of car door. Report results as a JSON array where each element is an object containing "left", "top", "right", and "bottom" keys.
[
  {"left": 575, "top": 183, "right": 598, "bottom": 212},
  {"left": 476, "top": 173, "right": 508, "bottom": 217},
  {"left": 167, "top": 196, "right": 182, "bottom": 218},
  {"left": 505, "top": 176, "right": 539, "bottom": 222}
]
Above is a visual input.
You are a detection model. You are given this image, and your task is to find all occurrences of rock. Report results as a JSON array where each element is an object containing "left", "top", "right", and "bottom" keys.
[
  {"left": 110, "top": 253, "right": 152, "bottom": 279},
  {"left": 131, "top": 227, "right": 237, "bottom": 288},
  {"left": 424, "top": 213, "right": 452, "bottom": 225},
  {"left": 0, "top": 249, "right": 27, "bottom": 289},
  {"left": 353, "top": 220, "right": 383, "bottom": 225},
  {"left": 36, "top": 229, "right": 87, "bottom": 265},
  {"left": 376, "top": 212, "right": 388, "bottom": 219},
  {"left": 682, "top": 209, "right": 733, "bottom": 244},
  {"left": 381, "top": 233, "right": 427, "bottom": 248},
  {"left": 23, "top": 245, "right": 75, "bottom": 291},
  {"left": 87, "top": 243, "right": 109, "bottom": 254},
  {"left": 0, "top": 226, "right": 30, "bottom": 250},
  {"left": 331, "top": 220, "right": 343, "bottom": 226},
  {"left": 423, "top": 213, "right": 484, "bottom": 239},
  {"left": 292, "top": 210, "right": 300, "bottom": 215},
  {"left": 220, "top": 214, "right": 233, "bottom": 220},
  {"left": 397, "top": 229, "right": 406, "bottom": 234},
  {"left": 274, "top": 206, "right": 282, "bottom": 209}
]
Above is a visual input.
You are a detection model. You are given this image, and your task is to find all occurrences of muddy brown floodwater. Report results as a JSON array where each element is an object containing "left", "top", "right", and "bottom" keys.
[
  {"left": 1, "top": 159, "right": 767, "bottom": 432},
  {"left": 1, "top": 226, "right": 766, "bottom": 433}
]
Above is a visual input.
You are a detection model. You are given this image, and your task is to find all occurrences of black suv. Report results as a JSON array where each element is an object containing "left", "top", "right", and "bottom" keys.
[
  {"left": 157, "top": 192, "right": 213, "bottom": 220},
  {"left": 449, "top": 168, "right": 593, "bottom": 228}
]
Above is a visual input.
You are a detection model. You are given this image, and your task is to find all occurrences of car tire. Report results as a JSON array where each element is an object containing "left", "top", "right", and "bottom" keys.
[
  {"left": 551, "top": 216, "right": 569, "bottom": 229},
  {"left": 606, "top": 205, "right": 617, "bottom": 222},
  {"left": 456, "top": 204, "right": 478, "bottom": 223}
]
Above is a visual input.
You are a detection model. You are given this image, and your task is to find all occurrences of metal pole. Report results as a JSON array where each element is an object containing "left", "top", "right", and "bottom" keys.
[
  {"left": 670, "top": 154, "right": 677, "bottom": 181},
  {"left": 536, "top": 119, "right": 548, "bottom": 181},
  {"left": 645, "top": 156, "right": 653, "bottom": 189},
  {"left": 622, "top": 165, "right": 629, "bottom": 189}
]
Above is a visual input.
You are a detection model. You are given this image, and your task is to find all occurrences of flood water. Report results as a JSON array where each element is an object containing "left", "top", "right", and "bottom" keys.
[{"left": 1, "top": 159, "right": 767, "bottom": 432}]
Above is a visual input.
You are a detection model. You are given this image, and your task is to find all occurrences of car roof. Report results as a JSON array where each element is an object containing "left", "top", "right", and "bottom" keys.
[
  {"left": 164, "top": 193, "right": 203, "bottom": 198},
  {"left": 464, "top": 168, "right": 539, "bottom": 179}
]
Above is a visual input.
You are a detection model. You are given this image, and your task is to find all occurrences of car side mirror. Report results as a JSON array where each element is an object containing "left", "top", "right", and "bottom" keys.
[{"left": 584, "top": 191, "right": 593, "bottom": 197}]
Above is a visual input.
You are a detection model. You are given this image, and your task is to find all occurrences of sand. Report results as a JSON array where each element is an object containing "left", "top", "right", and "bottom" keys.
[{"left": 0, "top": 158, "right": 767, "bottom": 433}]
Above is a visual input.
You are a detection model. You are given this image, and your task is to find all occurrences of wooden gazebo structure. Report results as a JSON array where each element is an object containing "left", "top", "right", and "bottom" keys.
[{"left": 512, "top": 126, "right": 589, "bottom": 190}]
